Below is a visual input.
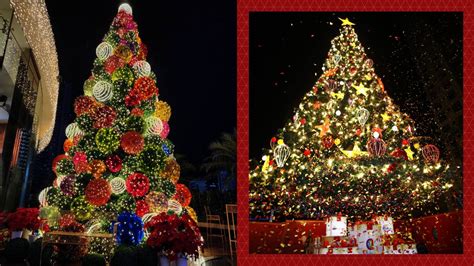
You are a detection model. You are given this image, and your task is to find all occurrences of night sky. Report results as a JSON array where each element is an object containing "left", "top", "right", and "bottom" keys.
[
  {"left": 45, "top": 0, "right": 236, "bottom": 165},
  {"left": 249, "top": 12, "right": 462, "bottom": 163}
]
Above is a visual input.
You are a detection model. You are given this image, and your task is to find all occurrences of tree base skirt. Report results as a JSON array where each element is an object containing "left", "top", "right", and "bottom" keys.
[{"left": 249, "top": 211, "right": 462, "bottom": 254}]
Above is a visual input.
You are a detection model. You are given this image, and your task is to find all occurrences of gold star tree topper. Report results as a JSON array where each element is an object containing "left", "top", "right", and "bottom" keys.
[{"left": 338, "top": 17, "right": 355, "bottom": 26}]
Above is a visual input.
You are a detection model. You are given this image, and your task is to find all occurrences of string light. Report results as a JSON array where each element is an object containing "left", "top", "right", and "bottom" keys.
[{"left": 10, "top": 0, "right": 59, "bottom": 152}]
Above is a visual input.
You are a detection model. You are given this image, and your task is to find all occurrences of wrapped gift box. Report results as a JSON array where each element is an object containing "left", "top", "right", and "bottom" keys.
[
  {"left": 386, "top": 244, "right": 417, "bottom": 254},
  {"left": 319, "top": 247, "right": 358, "bottom": 254},
  {"left": 325, "top": 215, "right": 347, "bottom": 237},
  {"left": 356, "top": 224, "right": 383, "bottom": 254},
  {"left": 377, "top": 216, "right": 394, "bottom": 235}
]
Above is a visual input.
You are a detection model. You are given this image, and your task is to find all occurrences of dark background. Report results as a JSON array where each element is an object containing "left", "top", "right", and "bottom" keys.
[
  {"left": 45, "top": 0, "right": 236, "bottom": 164},
  {"left": 249, "top": 12, "right": 462, "bottom": 165}
]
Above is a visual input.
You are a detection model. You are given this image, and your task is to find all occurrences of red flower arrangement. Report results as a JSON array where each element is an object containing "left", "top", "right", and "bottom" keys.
[
  {"left": 7, "top": 208, "right": 41, "bottom": 231},
  {"left": 145, "top": 213, "right": 203, "bottom": 261}
]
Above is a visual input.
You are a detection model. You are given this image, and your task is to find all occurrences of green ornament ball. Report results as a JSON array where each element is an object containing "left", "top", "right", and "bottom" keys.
[
  {"left": 138, "top": 147, "right": 167, "bottom": 176},
  {"left": 95, "top": 128, "right": 120, "bottom": 155},
  {"left": 111, "top": 67, "right": 135, "bottom": 87},
  {"left": 71, "top": 196, "right": 94, "bottom": 222}
]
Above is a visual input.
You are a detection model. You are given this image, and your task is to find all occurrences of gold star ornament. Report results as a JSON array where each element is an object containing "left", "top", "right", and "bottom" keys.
[
  {"left": 339, "top": 17, "right": 355, "bottom": 26},
  {"left": 315, "top": 116, "right": 332, "bottom": 137},
  {"left": 352, "top": 83, "right": 369, "bottom": 97},
  {"left": 404, "top": 147, "right": 414, "bottom": 161},
  {"left": 331, "top": 91, "right": 345, "bottom": 100}
]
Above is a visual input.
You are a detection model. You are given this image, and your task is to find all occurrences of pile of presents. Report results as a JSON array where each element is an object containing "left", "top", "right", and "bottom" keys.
[{"left": 310, "top": 213, "right": 417, "bottom": 254}]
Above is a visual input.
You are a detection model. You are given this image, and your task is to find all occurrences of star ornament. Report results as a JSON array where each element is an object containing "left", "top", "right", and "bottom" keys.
[
  {"left": 352, "top": 83, "right": 369, "bottom": 97},
  {"left": 331, "top": 91, "right": 345, "bottom": 100},
  {"left": 315, "top": 116, "right": 331, "bottom": 137},
  {"left": 339, "top": 17, "right": 355, "bottom": 26},
  {"left": 381, "top": 113, "right": 391, "bottom": 122},
  {"left": 404, "top": 147, "right": 414, "bottom": 161},
  {"left": 340, "top": 142, "right": 368, "bottom": 158}
]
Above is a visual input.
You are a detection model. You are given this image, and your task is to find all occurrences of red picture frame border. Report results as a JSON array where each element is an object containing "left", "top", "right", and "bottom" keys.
[{"left": 237, "top": 0, "right": 473, "bottom": 265}]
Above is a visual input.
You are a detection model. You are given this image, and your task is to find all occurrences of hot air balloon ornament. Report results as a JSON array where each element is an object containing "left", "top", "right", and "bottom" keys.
[
  {"left": 367, "top": 137, "right": 387, "bottom": 157},
  {"left": 357, "top": 108, "right": 370, "bottom": 126},
  {"left": 421, "top": 144, "right": 440, "bottom": 164},
  {"left": 273, "top": 139, "right": 290, "bottom": 168}
]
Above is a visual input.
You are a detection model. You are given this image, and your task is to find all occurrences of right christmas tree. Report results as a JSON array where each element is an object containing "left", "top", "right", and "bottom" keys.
[{"left": 249, "top": 18, "right": 460, "bottom": 222}]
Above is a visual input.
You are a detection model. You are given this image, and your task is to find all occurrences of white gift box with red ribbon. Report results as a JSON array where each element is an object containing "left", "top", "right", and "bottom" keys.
[
  {"left": 376, "top": 215, "right": 394, "bottom": 235},
  {"left": 385, "top": 244, "right": 417, "bottom": 254},
  {"left": 325, "top": 215, "right": 347, "bottom": 237},
  {"left": 356, "top": 224, "right": 383, "bottom": 254},
  {"left": 319, "top": 247, "right": 359, "bottom": 254}
]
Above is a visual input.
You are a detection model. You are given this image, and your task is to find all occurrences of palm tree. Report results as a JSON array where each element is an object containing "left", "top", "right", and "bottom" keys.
[{"left": 201, "top": 130, "right": 236, "bottom": 191}]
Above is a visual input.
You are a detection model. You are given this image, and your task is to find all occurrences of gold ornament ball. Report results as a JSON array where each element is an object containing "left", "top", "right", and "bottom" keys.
[
  {"left": 154, "top": 100, "right": 172, "bottom": 122},
  {"left": 145, "top": 191, "right": 168, "bottom": 213},
  {"left": 162, "top": 158, "right": 181, "bottom": 183},
  {"left": 114, "top": 45, "right": 132, "bottom": 62}
]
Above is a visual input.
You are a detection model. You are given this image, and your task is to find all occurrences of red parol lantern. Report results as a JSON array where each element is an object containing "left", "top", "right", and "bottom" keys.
[
  {"left": 322, "top": 135, "right": 334, "bottom": 149},
  {"left": 367, "top": 138, "right": 387, "bottom": 156},
  {"left": 85, "top": 178, "right": 112, "bottom": 206},
  {"left": 126, "top": 173, "right": 150, "bottom": 197},
  {"left": 421, "top": 144, "right": 440, "bottom": 164}
]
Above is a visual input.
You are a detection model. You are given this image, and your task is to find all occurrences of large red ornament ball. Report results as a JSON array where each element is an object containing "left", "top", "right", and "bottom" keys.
[
  {"left": 421, "top": 144, "right": 440, "bottom": 164},
  {"left": 92, "top": 105, "right": 117, "bottom": 128},
  {"left": 126, "top": 173, "right": 150, "bottom": 197},
  {"left": 367, "top": 138, "right": 387, "bottom": 157},
  {"left": 105, "top": 155, "right": 122, "bottom": 173},
  {"left": 74, "top": 96, "right": 96, "bottom": 116},
  {"left": 121, "top": 131, "right": 145, "bottom": 155},
  {"left": 85, "top": 178, "right": 111, "bottom": 206},
  {"left": 322, "top": 135, "right": 334, "bottom": 149},
  {"left": 104, "top": 55, "right": 125, "bottom": 74},
  {"left": 52, "top": 154, "right": 70, "bottom": 174},
  {"left": 131, "top": 77, "right": 158, "bottom": 101},
  {"left": 63, "top": 139, "right": 73, "bottom": 152},
  {"left": 135, "top": 200, "right": 149, "bottom": 217},
  {"left": 174, "top": 184, "right": 192, "bottom": 207}
]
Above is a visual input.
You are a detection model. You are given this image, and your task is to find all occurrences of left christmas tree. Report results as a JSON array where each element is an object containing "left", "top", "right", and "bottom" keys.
[{"left": 38, "top": 4, "right": 197, "bottom": 237}]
